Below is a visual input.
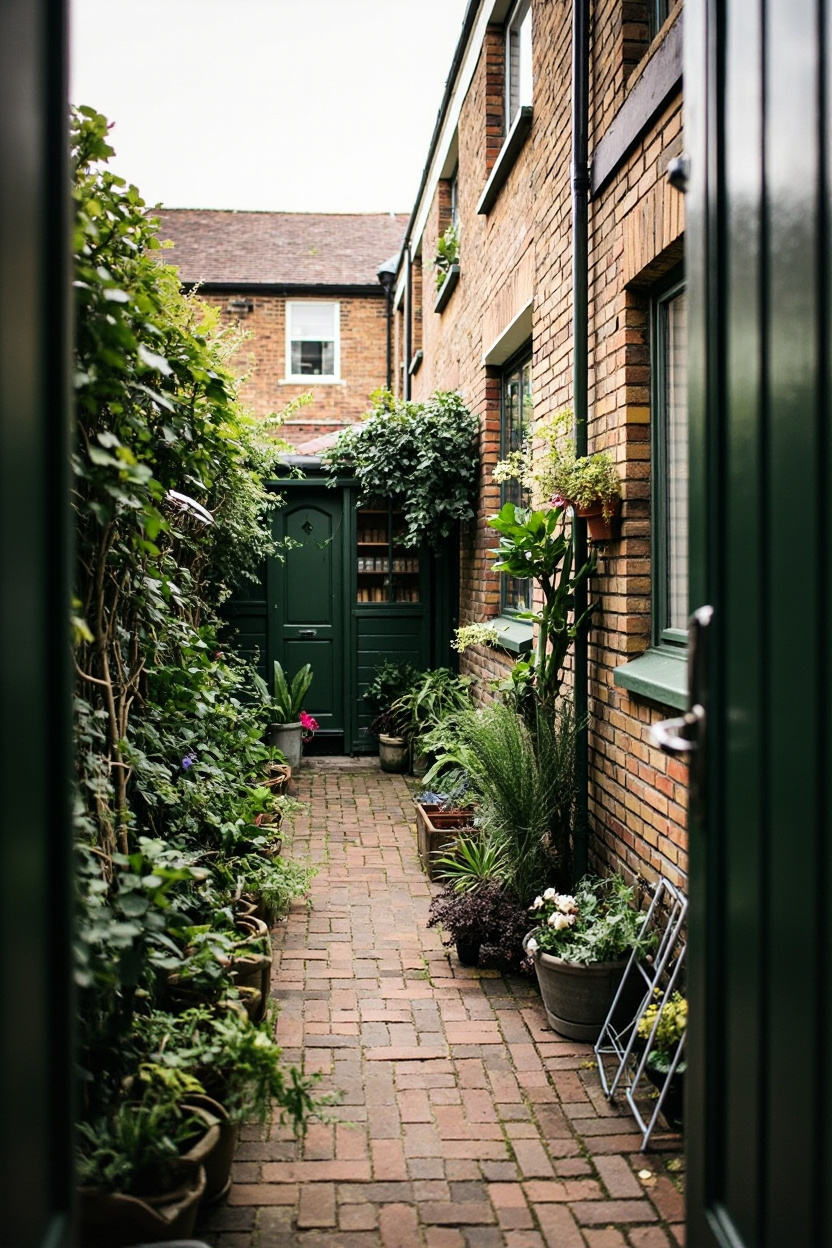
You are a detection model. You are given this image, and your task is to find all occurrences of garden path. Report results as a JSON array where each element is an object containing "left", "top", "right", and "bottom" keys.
[{"left": 198, "top": 758, "right": 684, "bottom": 1248}]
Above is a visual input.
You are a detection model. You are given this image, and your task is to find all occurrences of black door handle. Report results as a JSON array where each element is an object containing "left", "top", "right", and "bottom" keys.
[{"left": 298, "top": 629, "right": 317, "bottom": 639}]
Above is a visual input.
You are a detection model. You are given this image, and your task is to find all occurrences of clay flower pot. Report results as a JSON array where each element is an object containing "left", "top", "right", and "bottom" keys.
[{"left": 524, "top": 930, "right": 630, "bottom": 1043}]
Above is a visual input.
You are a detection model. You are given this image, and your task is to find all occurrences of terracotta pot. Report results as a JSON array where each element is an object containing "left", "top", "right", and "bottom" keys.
[
  {"left": 524, "top": 930, "right": 634, "bottom": 1042},
  {"left": 415, "top": 802, "right": 477, "bottom": 880},
  {"left": 378, "top": 733, "right": 409, "bottom": 773},
  {"left": 575, "top": 497, "right": 621, "bottom": 542},
  {"left": 78, "top": 1160, "right": 206, "bottom": 1248},
  {"left": 266, "top": 721, "right": 302, "bottom": 770}
]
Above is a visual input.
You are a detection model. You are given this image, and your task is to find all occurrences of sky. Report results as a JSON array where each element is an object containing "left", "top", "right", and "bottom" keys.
[{"left": 70, "top": 0, "right": 470, "bottom": 215}]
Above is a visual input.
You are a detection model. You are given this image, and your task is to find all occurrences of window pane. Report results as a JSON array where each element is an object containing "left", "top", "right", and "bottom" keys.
[
  {"left": 507, "top": 0, "right": 532, "bottom": 127},
  {"left": 290, "top": 303, "right": 336, "bottom": 340},
  {"left": 501, "top": 355, "right": 533, "bottom": 613},
  {"left": 292, "top": 340, "right": 335, "bottom": 376},
  {"left": 665, "top": 291, "right": 688, "bottom": 631}
]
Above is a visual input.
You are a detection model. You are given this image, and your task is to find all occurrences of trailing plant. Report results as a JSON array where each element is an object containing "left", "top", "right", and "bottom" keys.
[
  {"left": 525, "top": 874, "right": 654, "bottom": 965},
  {"left": 324, "top": 389, "right": 479, "bottom": 548},
  {"left": 494, "top": 407, "right": 622, "bottom": 516},
  {"left": 433, "top": 223, "right": 460, "bottom": 290}
]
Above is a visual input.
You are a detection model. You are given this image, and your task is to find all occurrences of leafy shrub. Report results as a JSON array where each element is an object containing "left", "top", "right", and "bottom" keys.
[{"left": 324, "top": 390, "right": 479, "bottom": 548}]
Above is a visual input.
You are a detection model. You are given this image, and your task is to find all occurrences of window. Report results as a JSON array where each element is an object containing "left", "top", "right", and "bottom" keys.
[
  {"left": 506, "top": 0, "right": 532, "bottom": 130},
  {"left": 500, "top": 351, "right": 533, "bottom": 613},
  {"left": 285, "top": 301, "right": 339, "bottom": 380},
  {"left": 653, "top": 273, "right": 688, "bottom": 648},
  {"left": 649, "top": 0, "right": 671, "bottom": 41}
]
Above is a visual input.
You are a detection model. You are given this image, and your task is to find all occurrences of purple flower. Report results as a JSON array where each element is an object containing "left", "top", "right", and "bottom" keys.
[{"left": 181, "top": 753, "right": 196, "bottom": 770}]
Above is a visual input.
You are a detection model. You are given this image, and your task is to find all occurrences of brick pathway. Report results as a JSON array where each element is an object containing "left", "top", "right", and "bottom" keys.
[{"left": 198, "top": 759, "right": 685, "bottom": 1248}]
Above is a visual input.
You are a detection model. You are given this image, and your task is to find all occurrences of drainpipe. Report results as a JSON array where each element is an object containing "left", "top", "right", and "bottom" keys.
[
  {"left": 571, "top": 0, "right": 590, "bottom": 883},
  {"left": 405, "top": 245, "right": 413, "bottom": 400}
]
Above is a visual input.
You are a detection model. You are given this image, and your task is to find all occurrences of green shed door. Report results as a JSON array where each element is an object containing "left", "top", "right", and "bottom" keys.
[
  {"left": 270, "top": 490, "right": 345, "bottom": 736},
  {"left": 682, "top": 1, "right": 832, "bottom": 1244}
]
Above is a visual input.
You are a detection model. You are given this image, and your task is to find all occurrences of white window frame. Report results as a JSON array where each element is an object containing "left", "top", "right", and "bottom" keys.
[
  {"left": 284, "top": 300, "right": 341, "bottom": 383},
  {"left": 506, "top": 0, "right": 532, "bottom": 130}
]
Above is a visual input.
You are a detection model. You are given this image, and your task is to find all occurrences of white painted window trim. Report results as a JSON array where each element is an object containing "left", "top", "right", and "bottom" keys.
[
  {"left": 284, "top": 300, "right": 341, "bottom": 383},
  {"left": 506, "top": 0, "right": 532, "bottom": 130}
]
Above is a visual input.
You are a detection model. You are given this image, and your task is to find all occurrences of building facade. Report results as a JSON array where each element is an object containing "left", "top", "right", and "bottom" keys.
[
  {"left": 156, "top": 209, "right": 407, "bottom": 447},
  {"left": 393, "top": 0, "right": 687, "bottom": 889}
]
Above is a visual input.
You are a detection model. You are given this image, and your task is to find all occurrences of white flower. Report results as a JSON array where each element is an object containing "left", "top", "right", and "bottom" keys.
[
  {"left": 543, "top": 887, "right": 557, "bottom": 901},
  {"left": 531, "top": 895, "right": 544, "bottom": 909},
  {"left": 547, "top": 912, "right": 559, "bottom": 927},
  {"left": 556, "top": 895, "right": 576, "bottom": 914},
  {"left": 553, "top": 913, "right": 573, "bottom": 931},
  {"left": 526, "top": 937, "right": 538, "bottom": 953}
]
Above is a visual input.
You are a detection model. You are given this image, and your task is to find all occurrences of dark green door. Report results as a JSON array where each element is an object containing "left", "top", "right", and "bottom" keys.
[
  {"left": 682, "top": 2, "right": 832, "bottom": 1244},
  {"left": 270, "top": 489, "right": 345, "bottom": 737}
]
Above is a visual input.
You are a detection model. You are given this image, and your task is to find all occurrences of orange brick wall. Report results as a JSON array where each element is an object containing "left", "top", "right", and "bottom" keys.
[
  {"left": 398, "top": 1, "right": 688, "bottom": 890},
  {"left": 203, "top": 291, "right": 389, "bottom": 446}
]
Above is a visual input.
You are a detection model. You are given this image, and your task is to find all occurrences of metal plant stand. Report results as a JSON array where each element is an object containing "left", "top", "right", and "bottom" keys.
[{"left": 594, "top": 877, "right": 688, "bottom": 1149}]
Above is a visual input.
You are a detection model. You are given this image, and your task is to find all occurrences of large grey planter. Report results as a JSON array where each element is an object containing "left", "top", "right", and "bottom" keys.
[
  {"left": 524, "top": 930, "right": 629, "bottom": 1043},
  {"left": 266, "top": 721, "right": 302, "bottom": 770}
]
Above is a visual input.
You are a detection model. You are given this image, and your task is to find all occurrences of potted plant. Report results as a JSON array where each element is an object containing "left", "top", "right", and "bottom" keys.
[
  {"left": 253, "top": 660, "right": 314, "bottom": 771},
  {"left": 494, "top": 407, "right": 623, "bottom": 542},
  {"left": 428, "top": 834, "right": 528, "bottom": 967},
  {"left": 76, "top": 1068, "right": 213, "bottom": 1248},
  {"left": 391, "top": 666, "right": 474, "bottom": 774},
  {"left": 364, "top": 659, "right": 420, "bottom": 772},
  {"left": 523, "top": 875, "right": 653, "bottom": 1042},
  {"left": 636, "top": 989, "right": 687, "bottom": 1128}
]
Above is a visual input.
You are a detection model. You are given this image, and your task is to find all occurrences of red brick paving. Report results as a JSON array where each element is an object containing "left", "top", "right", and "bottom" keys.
[{"left": 197, "top": 758, "right": 684, "bottom": 1246}]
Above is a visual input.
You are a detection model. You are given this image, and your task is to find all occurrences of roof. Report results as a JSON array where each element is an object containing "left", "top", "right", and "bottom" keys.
[{"left": 153, "top": 209, "right": 409, "bottom": 288}]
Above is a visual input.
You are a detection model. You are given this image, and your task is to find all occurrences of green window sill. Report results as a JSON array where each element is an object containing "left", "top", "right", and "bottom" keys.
[
  {"left": 614, "top": 646, "right": 687, "bottom": 710},
  {"left": 493, "top": 615, "right": 533, "bottom": 655}
]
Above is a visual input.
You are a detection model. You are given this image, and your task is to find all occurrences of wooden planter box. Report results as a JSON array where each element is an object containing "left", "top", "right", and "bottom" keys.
[{"left": 415, "top": 802, "right": 477, "bottom": 880}]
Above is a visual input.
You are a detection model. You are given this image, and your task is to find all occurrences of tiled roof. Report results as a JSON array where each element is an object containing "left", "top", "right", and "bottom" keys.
[{"left": 153, "top": 209, "right": 407, "bottom": 287}]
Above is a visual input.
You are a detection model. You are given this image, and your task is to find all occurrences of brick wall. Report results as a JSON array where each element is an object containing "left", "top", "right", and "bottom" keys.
[
  {"left": 202, "top": 291, "right": 389, "bottom": 446},
  {"left": 397, "top": 0, "right": 688, "bottom": 890}
]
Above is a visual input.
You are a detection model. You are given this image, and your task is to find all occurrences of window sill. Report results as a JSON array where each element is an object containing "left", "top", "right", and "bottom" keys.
[
  {"left": 493, "top": 615, "right": 533, "bottom": 655},
  {"left": 408, "top": 349, "right": 424, "bottom": 375},
  {"left": 434, "top": 265, "right": 460, "bottom": 313},
  {"left": 613, "top": 646, "right": 687, "bottom": 710},
  {"left": 476, "top": 106, "right": 533, "bottom": 216},
  {"left": 279, "top": 377, "right": 345, "bottom": 386}
]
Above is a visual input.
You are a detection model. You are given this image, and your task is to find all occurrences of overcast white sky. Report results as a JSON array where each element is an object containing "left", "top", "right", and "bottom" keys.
[{"left": 70, "top": 0, "right": 470, "bottom": 214}]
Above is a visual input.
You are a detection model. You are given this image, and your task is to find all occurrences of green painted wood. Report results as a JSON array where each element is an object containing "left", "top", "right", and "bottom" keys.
[
  {"left": 224, "top": 560, "right": 269, "bottom": 681},
  {"left": 353, "top": 611, "right": 429, "bottom": 751},
  {"left": 0, "top": 1, "right": 74, "bottom": 1244},
  {"left": 686, "top": 0, "right": 832, "bottom": 1243},
  {"left": 270, "top": 489, "right": 345, "bottom": 736}
]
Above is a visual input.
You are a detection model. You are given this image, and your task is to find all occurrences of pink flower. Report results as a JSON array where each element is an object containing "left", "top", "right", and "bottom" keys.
[{"left": 300, "top": 710, "right": 319, "bottom": 733}]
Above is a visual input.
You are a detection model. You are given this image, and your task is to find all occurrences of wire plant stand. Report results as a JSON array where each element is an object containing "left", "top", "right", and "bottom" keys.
[{"left": 594, "top": 877, "right": 688, "bottom": 1149}]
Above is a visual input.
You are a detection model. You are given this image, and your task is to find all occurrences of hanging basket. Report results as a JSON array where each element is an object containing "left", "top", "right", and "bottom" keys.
[{"left": 575, "top": 497, "right": 621, "bottom": 543}]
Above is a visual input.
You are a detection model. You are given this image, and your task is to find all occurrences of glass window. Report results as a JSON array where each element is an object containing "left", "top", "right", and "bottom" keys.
[
  {"left": 506, "top": 0, "right": 532, "bottom": 130},
  {"left": 501, "top": 352, "right": 533, "bottom": 613},
  {"left": 653, "top": 275, "right": 688, "bottom": 644},
  {"left": 286, "top": 301, "right": 339, "bottom": 379},
  {"left": 649, "top": 0, "right": 671, "bottom": 41}
]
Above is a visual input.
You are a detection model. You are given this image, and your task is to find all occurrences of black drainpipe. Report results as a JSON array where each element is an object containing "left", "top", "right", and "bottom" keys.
[
  {"left": 571, "top": 0, "right": 590, "bottom": 883},
  {"left": 404, "top": 245, "right": 413, "bottom": 400}
]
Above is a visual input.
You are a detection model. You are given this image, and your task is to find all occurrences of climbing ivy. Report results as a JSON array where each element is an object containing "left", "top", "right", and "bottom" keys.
[{"left": 323, "top": 389, "right": 479, "bottom": 548}]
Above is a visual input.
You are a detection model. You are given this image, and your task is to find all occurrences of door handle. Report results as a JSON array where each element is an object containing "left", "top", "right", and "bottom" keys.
[
  {"left": 650, "top": 604, "right": 712, "bottom": 808},
  {"left": 298, "top": 629, "right": 317, "bottom": 639}
]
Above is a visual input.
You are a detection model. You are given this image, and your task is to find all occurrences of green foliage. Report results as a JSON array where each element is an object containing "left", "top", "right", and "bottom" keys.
[
  {"left": 494, "top": 408, "right": 622, "bottom": 514},
  {"left": 364, "top": 660, "right": 421, "bottom": 714},
  {"left": 70, "top": 107, "right": 327, "bottom": 1180},
  {"left": 324, "top": 390, "right": 479, "bottom": 548},
  {"left": 526, "top": 875, "right": 653, "bottom": 964},
  {"left": 270, "top": 660, "right": 314, "bottom": 724},
  {"left": 433, "top": 833, "right": 510, "bottom": 893},
  {"left": 488, "top": 502, "right": 595, "bottom": 713},
  {"left": 433, "top": 223, "right": 460, "bottom": 290},
  {"left": 390, "top": 667, "right": 474, "bottom": 747},
  {"left": 423, "top": 700, "right": 579, "bottom": 898}
]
